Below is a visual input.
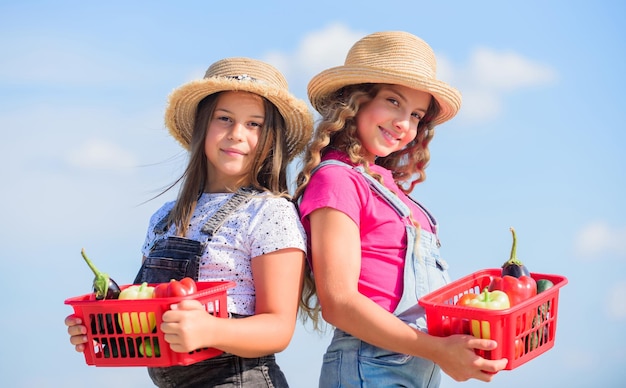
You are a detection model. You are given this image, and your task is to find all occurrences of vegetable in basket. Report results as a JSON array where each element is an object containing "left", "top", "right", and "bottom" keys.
[
  {"left": 501, "top": 227, "right": 530, "bottom": 278},
  {"left": 535, "top": 278, "right": 554, "bottom": 321},
  {"left": 525, "top": 278, "right": 555, "bottom": 352},
  {"left": 117, "top": 282, "right": 156, "bottom": 334},
  {"left": 139, "top": 337, "right": 161, "bottom": 357},
  {"left": 154, "top": 277, "right": 197, "bottom": 298},
  {"left": 487, "top": 275, "right": 536, "bottom": 307},
  {"left": 536, "top": 279, "right": 554, "bottom": 294},
  {"left": 81, "top": 248, "right": 121, "bottom": 300},
  {"left": 457, "top": 288, "right": 510, "bottom": 340},
  {"left": 488, "top": 273, "right": 537, "bottom": 337}
]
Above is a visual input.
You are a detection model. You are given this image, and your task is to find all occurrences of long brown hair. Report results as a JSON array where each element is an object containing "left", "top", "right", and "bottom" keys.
[
  {"left": 294, "top": 83, "right": 441, "bottom": 329},
  {"left": 162, "top": 91, "right": 291, "bottom": 237}
]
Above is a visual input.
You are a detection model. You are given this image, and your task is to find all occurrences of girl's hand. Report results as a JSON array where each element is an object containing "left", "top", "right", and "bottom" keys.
[
  {"left": 64, "top": 314, "right": 89, "bottom": 353},
  {"left": 433, "top": 334, "right": 508, "bottom": 382},
  {"left": 161, "top": 299, "right": 215, "bottom": 353},
  {"left": 159, "top": 247, "right": 305, "bottom": 358}
]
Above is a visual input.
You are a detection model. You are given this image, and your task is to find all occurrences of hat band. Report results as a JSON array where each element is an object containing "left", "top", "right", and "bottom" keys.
[{"left": 226, "top": 74, "right": 263, "bottom": 83}]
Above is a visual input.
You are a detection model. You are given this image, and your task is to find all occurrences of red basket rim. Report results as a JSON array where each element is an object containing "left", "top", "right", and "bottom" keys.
[
  {"left": 64, "top": 280, "right": 236, "bottom": 306},
  {"left": 418, "top": 268, "right": 568, "bottom": 312}
]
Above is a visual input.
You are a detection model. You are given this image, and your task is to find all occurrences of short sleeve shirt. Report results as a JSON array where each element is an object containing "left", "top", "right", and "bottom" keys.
[
  {"left": 298, "top": 151, "right": 432, "bottom": 312},
  {"left": 142, "top": 192, "right": 306, "bottom": 315}
]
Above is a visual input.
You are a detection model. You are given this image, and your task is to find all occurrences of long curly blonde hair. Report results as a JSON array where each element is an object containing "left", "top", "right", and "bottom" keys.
[{"left": 294, "top": 83, "right": 441, "bottom": 329}]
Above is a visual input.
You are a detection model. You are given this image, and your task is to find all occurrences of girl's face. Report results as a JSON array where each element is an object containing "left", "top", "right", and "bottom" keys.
[
  {"left": 204, "top": 91, "right": 264, "bottom": 192},
  {"left": 355, "top": 84, "right": 432, "bottom": 163}
]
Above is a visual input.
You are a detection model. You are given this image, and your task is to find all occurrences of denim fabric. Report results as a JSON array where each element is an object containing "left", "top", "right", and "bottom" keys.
[
  {"left": 319, "top": 329, "right": 440, "bottom": 388},
  {"left": 133, "top": 236, "right": 203, "bottom": 284},
  {"left": 134, "top": 188, "right": 256, "bottom": 285},
  {"left": 148, "top": 353, "right": 288, "bottom": 388},
  {"left": 394, "top": 227, "right": 451, "bottom": 331},
  {"left": 313, "top": 160, "right": 450, "bottom": 388},
  {"left": 134, "top": 194, "right": 286, "bottom": 387}
]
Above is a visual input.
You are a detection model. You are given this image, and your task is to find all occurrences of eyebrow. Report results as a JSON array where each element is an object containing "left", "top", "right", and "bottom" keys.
[
  {"left": 215, "top": 107, "right": 265, "bottom": 120},
  {"left": 383, "top": 86, "right": 428, "bottom": 116}
]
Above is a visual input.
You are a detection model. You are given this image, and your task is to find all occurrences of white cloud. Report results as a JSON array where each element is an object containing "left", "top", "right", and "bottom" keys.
[
  {"left": 606, "top": 281, "right": 626, "bottom": 320},
  {"left": 293, "top": 23, "right": 365, "bottom": 76},
  {"left": 454, "top": 47, "right": 558, "bottom": 123},
  {"left": 574, "top": 221, "right": 626, "bottom": 260},
  {"left": 454, "top": 88, "right": 502, "bottom": 122},
  {"left": 66, "top": 138, "right": 137, "bottom": 172},
  {"left": 465, "top": 47, "right": 557, "bottom": 91},
  {"left": 264, "top": 23, "right": 365, "bottom": 90},
  {"left": 264, "top": 24, "right": 558, "bottom": 125}
]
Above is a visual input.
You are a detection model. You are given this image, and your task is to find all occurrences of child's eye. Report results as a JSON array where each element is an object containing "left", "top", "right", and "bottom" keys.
[
  {"left": 248, "top": 121, "right": 263, "bottom": 129},
  {"left": 217, "top": 116, "right": 232, "bottom": 123},
  {"left": 387, "top": 98, "right": 399, "bottom": 106},
  {"left": 411, "top": 112, "right": 423, "bottom": 121}
]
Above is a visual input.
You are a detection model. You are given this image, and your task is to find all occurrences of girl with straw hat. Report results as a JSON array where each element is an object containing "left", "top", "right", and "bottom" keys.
[
  {"left": 65, "top": 57, "right": 313, "bottom": 387},
  {"left": 296, "top": 31, "right": 508, "bottom": 386}
]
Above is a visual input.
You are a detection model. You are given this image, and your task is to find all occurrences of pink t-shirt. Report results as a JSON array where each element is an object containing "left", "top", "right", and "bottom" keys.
[{"left": 298, "top": 151, "right": 433, "bottom": 312}]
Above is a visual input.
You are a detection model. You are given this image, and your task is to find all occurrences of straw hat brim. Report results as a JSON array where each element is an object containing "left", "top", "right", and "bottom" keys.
[
  {"left": 308, "top": 65, "right": 462, "bottom": 126},
  {"left": 165, "top": 77, "right": 313, "bottom": 160}
]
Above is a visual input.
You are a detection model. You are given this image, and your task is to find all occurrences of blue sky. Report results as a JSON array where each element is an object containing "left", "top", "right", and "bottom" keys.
[{"left": 1, "top": 1, "right": 624, "bottom": 387}]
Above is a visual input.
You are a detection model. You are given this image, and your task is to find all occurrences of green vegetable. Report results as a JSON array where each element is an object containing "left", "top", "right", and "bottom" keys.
[
  {"left": 457, "top": 288, "right": 511, "bottom": 339},
  {"left": 117, "top": 282, "right": 156, "bottom": 334},
  {"left": 536, "top": 279, "right": 554, "bottom": 294},
  {"left": 139, "top": 337, "right": 160, "bottom": 357},
  {"left": 526, "top": 314, "right": 549, "bottom": 352},
  {"left": 526, "top": 279, "right": 554, "bottom": 352}
]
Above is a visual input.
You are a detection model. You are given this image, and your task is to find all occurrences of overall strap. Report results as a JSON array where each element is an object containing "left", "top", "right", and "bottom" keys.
[
  {"left": 312, "top": 160, "right": 439, "bottom": 237},
  {"left": 153, "top": 187, "right": 259, "bottom": 239},
  {"left": 200, "top": 187, "right": 258, "bottom": 239},
  {"left": 312, "top": 160, "right": 411, "bottom": 219}
]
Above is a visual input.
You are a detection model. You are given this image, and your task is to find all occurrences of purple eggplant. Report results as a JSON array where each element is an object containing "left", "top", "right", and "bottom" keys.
[
  {"left": 501, "top": 227, "right": 530, "bottom": 278},
  {"left": 81, "top": 248, "right": 121, "bottom": 300}
]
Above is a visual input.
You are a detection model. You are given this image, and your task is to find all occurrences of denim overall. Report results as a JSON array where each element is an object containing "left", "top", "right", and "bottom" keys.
[
  {"left": 312, "top": 160, "right": 451, "bottom": 388},
  {"left": 133, "top": 188, "right": 290, "bottom": 388}
]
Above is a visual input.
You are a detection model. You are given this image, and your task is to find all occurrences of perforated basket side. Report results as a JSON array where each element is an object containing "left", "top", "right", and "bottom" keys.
[
  {"left": 417, "top": 269, "right": 568, "bottom": 370},
  {"left": 64, "top": 281, "right": 235, "bottom": 367}
]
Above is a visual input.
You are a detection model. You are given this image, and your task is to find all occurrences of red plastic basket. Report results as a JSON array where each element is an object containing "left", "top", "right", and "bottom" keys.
[
  {"left": 418, "top": 269, "right": 567, "bottom": 370},
  {"left": 64, "top": 281, "right": 235, "bottom": 367}
]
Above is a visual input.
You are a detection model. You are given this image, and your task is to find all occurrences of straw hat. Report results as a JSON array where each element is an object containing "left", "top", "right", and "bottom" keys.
[
  {"left": 308, "top": 31, "right": 461, "bottom": 126},
  {"left": 165, "top": 57, "right": 313, "bottom": 159}
]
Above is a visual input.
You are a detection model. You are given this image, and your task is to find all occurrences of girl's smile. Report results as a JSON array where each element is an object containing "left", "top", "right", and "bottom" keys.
[
  {"left": 355, "top": 84, "right": 432, "bottom": 162},
  {"left": 204, "top": 91, "right": 264, "bottom": 192},
  {"left": 379, "top": 126, "right": 402, "bottom": 146}
]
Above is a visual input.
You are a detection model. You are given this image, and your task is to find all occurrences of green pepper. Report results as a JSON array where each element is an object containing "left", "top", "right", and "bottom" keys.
[
  {"left": 117, "top": 282, "right": 156, "bottom": 334},
  {"left": 458, "top": 288, "right": 510, "bottom": 310},
  {"left": 457, "top": 288, "right": 510, "bottom": 339}
]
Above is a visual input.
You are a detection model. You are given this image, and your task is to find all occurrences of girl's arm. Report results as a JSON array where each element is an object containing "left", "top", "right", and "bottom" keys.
[
  {"left": 161, "top": 247, "right": 305, "bottom": 358},
  {"left": 309, "top": 207, "right": 507, "bottom": 382}
]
